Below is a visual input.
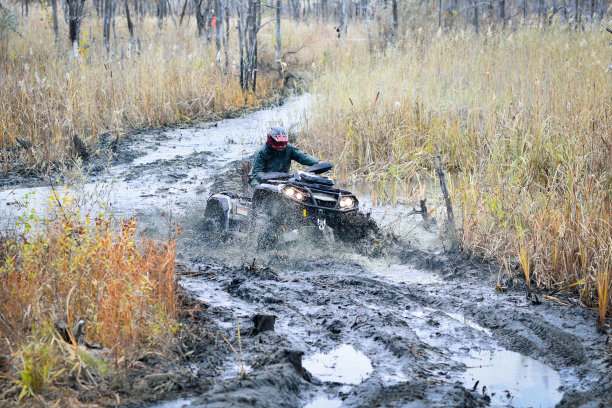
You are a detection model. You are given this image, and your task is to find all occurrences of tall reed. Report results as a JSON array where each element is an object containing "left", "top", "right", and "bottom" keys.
[{"left": 303, "top": 24, "right": 612, "bottom": 321}]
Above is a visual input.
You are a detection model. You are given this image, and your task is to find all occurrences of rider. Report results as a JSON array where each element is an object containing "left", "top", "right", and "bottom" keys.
[{"left": 248, "top": 127, "right": 319, "bottom": 188}]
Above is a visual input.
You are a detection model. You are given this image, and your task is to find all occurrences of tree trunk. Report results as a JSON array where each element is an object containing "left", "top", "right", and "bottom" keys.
[
  {"left": 450, "top": 0, "right": 458, "bottom": 27},
  {"left": 341, "top": 0, "right": 347, "bottom": 34},
  {"left": 236, "top": 0, "right": 246, "bottom": 90},
  {"left": 103, "top": 0, "right": 112, "bottom": 53},
  {"left": 575, "top": 0, "right": 580, "bottom": 29},
  {"left": 245, "top": 0, "right": 260, "bottom": 92},
  {"left": 472, "top": 0, "right": 479, "bottom": 32},
  {"left": 68, "top": 0, "right": 86, "bottom": 56},
  {"left": 391, "top": 0, "right": 398, "bottom": 41},
  {"left": 500, "top": 0, "right": 505, "bottom": 26},
  {"left": 214, "top": 0, "right": 222, "bottom": 65},
  {"left": 253, "top": 0, "right": 260, "bottom": 91},
  {"left": 179, "top": 0, "right": 188, "bottom": 25},
  {"left": 194, "top": 0, "right": 205, "bottom": 36},
  {"left": 158, "top": 0, "right": 167, "bottom": 30},
  {"left": 52, "top": 0, "right": 59, "bottom": 42},
  {"left": 321, "top": 0, "right": 326, "bottom": 22},
  {"left": 276, "top": 0, "right": 282, "bottom": 79},
  {"left": 224, "top": 0, "right": 230, "bottom": 71},
  {"left": 125, "top": 0, "right": 135, "bottom": 55}
]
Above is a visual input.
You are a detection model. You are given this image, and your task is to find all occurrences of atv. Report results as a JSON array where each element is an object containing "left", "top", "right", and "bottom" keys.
[{"left": 202, "top": 162, "right": 376, "bottom": 245}]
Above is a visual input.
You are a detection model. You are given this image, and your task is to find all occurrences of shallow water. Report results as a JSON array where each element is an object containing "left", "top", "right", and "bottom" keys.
[
  {"left": 302, "top": 344, "right": 373, "bottom": 385},
  {"left": 303, "top": 396, "right": 343, "bottom": 408},
  {"left": 459, "top": 349, "right": 563, "bottom": 407},
  {"left": 410, "top": 307, "right": 563, "bottom": 407}
]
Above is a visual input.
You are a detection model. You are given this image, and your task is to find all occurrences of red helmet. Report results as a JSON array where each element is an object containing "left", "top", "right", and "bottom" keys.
[{"left": 266, "top": 127, "right": 288, "bottom": 151}]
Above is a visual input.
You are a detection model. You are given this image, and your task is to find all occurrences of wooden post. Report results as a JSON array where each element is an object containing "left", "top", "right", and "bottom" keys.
[{"left": 435, "top": 155, "right": 457, "bottom": 241}]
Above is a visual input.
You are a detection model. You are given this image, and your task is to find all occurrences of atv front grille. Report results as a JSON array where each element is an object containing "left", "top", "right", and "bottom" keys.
[{"left": 315, "top": 199, "right": 338, "bottom": 209}]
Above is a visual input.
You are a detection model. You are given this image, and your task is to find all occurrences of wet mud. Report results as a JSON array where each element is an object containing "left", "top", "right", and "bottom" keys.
[{"left": 0, "top": 95, "right": 610, "bottom": 408}]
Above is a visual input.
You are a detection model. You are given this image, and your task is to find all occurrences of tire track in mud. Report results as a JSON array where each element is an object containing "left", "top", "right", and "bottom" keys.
[{"left": 180, "top": 242, "right": 610, "bottom": 408}]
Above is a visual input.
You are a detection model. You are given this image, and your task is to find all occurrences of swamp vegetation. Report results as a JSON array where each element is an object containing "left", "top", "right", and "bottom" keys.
[{"left": 0, "top": 0, "right": 610, "bottom": 405}]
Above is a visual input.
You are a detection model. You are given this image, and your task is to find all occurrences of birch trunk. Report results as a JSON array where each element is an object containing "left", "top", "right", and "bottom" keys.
[{"left": 276, "top": 0, "right": 282, "bottom": 79}]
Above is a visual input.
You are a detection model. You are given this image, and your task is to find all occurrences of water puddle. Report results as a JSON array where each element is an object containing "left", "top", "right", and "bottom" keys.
[
  {"left": 303, "top": 396, "right": 343, "bottom": 408},
  {"left": 179, "top": 275, "right": 254, "bottom": 328},
  {"left": 459, "top": 350, "right": 562, "bottom": 407},
  {"left": 148, "top": 398, "right": 194, "bottom": 408},
  {"left": 302, "top": 344, "right": 373, "bottom": 385}
]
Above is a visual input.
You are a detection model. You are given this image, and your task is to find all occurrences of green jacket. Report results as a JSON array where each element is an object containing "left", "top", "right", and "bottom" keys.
[{"left": 249, "top": 144, "right": 319, "bottom": 187}]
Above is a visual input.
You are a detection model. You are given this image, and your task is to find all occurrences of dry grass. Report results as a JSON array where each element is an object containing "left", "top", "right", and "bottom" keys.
[
  {"left": 0, "top": 8, "right": 324, "bottom": 170},
  {"left": 303, "top": 23, "right": 612, "bottom": 322},
  {"left": 0, "top": 187, "right": 177, "bottom": 404}
]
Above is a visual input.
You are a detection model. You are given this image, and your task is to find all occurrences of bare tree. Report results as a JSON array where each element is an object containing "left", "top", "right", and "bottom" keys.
[
  {"left": 342, "top": 0, "right": 348, "bottom": 34},
  {"left": 224, "top": 0, "right": 229, "bottom": 70},
  {"left": 236, "top": 0, "right": 246, "bottom": 89},
  {"left": 214, "top": 0, "right": 222, "bottom": 64},
  {"left": 103, "top": 0, "right": 113, "bottom": 53},
  {"left": 51, "top": 0, "right": 59, "bottom": 42},
  {"left": 392, "top": 0, "right": 398, "bottom": 40},
  {"left": 244, "top": 0, "right": 260, "bottom": 91},
  {"left": 67, "top": 0, "right": 86, "bottom": 56},
  {"left": 125, "top": 0, "right": 135, "bottom": 55},
  {"left": 194, "top": 0, "right": 205, "bottom": 36},
  {"left": 276, "top": 0, "right": 282, "bottom": 78},
  {"left": 472, "top": 0, "right": 479, "bottom": 32},
  {"left": 158, "top": 0, "right": 167, "bottom": 30}
]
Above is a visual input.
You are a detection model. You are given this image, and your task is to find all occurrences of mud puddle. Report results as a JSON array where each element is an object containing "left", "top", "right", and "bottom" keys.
[
  {"left": 302, "top": 344, "right": 374, "bottom": 385},
  {"left": 459, "top": 349, "right": 562, "bottom": 407}
]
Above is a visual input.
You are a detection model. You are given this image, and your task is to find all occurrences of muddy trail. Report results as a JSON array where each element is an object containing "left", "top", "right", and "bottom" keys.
[{"left": 1, "top": 95, "right": 610, "bottom": 408}]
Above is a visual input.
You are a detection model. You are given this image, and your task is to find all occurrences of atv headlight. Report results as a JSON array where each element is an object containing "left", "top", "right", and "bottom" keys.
[
  {"left": 283, "top": 186, "right": 308, "bottom": 201},
  {"left": 339, "top": 197, "right": 355, "bottom": 208}
]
